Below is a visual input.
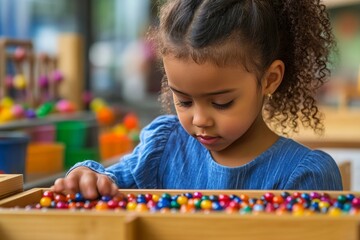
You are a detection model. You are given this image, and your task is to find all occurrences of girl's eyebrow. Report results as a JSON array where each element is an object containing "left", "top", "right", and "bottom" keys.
[{"left": 169, "top": 86, "right": 236, "bottom": 96}]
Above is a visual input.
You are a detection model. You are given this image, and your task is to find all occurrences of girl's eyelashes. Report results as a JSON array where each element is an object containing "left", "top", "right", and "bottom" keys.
[
  {"left": 175, "top": 100, "right": 234, "bottom": 109},
  {"left": 176, "top": 100, "right": 192, "bottom": 108},
  {"left": 212, "top": 101, "right": 234, "bottom": 110}
]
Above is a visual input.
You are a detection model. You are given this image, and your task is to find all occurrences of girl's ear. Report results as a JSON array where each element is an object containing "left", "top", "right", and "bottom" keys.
[{"left": 261, "top": 60, "right": 285, "bottom": 95}]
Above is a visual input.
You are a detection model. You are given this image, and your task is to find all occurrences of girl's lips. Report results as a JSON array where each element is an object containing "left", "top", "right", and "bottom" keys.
[{"left": 196, "top": 135, "right": 219, "bottom": 145}]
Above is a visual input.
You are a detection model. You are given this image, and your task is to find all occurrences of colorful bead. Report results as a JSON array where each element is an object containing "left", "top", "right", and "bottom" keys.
[{"left": 22, "top": 190, "right": 360, "bottom": 217}]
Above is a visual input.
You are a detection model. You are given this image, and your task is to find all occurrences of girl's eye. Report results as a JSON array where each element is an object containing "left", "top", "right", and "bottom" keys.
[
  {"left": 176, "top": 101, "right": 192, "bottom": 108},
  {"left": 213, "top": 101, "right": 234, "bottom": 110}
]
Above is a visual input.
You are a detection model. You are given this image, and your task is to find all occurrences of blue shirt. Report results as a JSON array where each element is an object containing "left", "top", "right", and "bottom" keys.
[{"left": 71, "top": 115, "right": 343, "bottom": 190}]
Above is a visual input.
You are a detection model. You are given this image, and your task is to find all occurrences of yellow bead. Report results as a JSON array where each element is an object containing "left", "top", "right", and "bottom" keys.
[
  {"left": 0, "top": 97, "right": 14, "bottom": 108},
  {"left": 0, "top": 108, "right": 14, "bottom": 122},
  {"left": 126, "top": 202, "right": 137, "bottom": 211},
  {"left": 200, "top": 199, "right": 212, "bottom": 210},
  {"left": 319, "top": 201, "right": 330, "bottom": 209},
  {"left": 13, "top": 74, "right": 27, "bottom": 89},
  {"left": 152, "top": 194, "right": 160, "bottom": 202},
  {"left": 90, "top": 98, "right": 106, "bottom": 112},
  {"left": 177, "top": 196, "right": 188, "bottom": 205},
  {"left": 113, "top": 124, "right": 128, "bottom": 135},
  {"left": 328, "top": 207, "right": 342, "bottom": 217}
]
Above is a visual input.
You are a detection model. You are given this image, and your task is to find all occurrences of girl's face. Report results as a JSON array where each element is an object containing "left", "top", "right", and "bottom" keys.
[{"left": 163, "top": 56, "right": 268, "bottom": 156}]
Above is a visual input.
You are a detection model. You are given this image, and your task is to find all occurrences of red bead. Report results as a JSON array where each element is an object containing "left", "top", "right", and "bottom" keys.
[
  {"left": 66, "top": 193, "right": 76, "bottom": 202},
  {"left": 193, "top": 192, "right": 202, "bottom": 199},
  {"left": 107, "top": 199, "right": 119, "bottom": 209},
  {"left": 264, "top": 192, "right": 275, "bottom": 203},
  {"left": 54, "top": 194, "right": 67, "bottom": 203},
  {"left": 56, "top": 201, "right": 68, "bottom": 209},
  {"left": 42, "top": 190, "right": 54, "bottom": 200}
]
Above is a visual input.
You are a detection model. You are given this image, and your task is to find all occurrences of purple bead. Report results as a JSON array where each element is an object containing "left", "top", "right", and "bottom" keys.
[
  {"left": 310, "top": 192, "right": 320, "bottom": 200},
  {"left": 38, "top": 75, "right": 49, "bottom": 88},
  {"left": 285, "top": 196, "right": 294, "bottom": 203},
  {"left": 52, "top": 70, "right": 63, "bottom": 83},
  {"left": 25, "top": 109, "right": 37, "bottom": 118}
]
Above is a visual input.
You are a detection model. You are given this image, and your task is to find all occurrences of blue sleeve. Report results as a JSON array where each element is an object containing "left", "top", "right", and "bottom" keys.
[
  {"left": 284, "top": 150, "right": 343, "bottom": 190},
  {"left": 68, "top": 115, "right": 178, "bottom": 189}
]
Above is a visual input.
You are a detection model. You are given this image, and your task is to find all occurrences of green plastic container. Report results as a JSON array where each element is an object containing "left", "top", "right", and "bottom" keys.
[
  {"left": 56, "top": 121, "right": 87, "bottom": 149},
  {"left": 64, "top": 148, "right": 100, "bottom": 170}
]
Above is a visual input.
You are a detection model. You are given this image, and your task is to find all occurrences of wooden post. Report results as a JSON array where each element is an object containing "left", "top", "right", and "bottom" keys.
[{"left": 57, "top": 34, "right": 85, "bottom": 110}]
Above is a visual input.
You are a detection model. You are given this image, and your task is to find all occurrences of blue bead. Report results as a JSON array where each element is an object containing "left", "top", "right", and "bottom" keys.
[
  {"left": 157, "top": 199, "right": 170, "bottom": 209},
  {"left": 346, "top": 194, "right": 355, "bottom": 202},
  {"left": 209, "top": 195, "right": 218, "bottom": 201},
  {"left": 184, "top": 192, "right": 193, "bottom": 199},
  {"left": 333, "top": 201, "right": 344, "bottom": 209},
  {"left": 301, "top": 193, "right": 310, "bottom": 201},
  {"left": 137, "top": 196, "right": 147, "bottom": 204},
  {"left": 231, "top": 196, "right": 242, "bottom": 203},
  {"left": 253, "top": 204, "right": 264, "bottom": 212},
  {"left": 101, "top": 195, "right": 111, "bottom": 202},
  {"left": 75, "top": 193, "right": 84, "bottom": 202},
  {"left": 212, "top": 201, "right": 223, "bottom": 211},
  {"left": 281, "top": 191, "right": 290, "bottom": 199}
]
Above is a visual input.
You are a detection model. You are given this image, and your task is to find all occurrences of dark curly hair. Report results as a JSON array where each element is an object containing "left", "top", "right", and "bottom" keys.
[{"left": 151, "top": 0, "right": 336, "bottom": 136}]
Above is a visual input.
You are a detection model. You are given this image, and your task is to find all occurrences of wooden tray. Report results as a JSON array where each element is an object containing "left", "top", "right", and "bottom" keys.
[
  {"left": 0, "top": 188, "right": 359, "bottom": 240},
  {"left": 0, "top": 174, "right": 23, "bottom": 200}
]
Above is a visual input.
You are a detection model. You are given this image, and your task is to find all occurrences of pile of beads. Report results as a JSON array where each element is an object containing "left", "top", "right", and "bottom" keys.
[{"left": 27, "top": 191, "right": 360, "bottom": 216}]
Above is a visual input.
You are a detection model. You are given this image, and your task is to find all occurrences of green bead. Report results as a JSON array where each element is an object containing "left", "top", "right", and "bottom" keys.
[
  {"left": 337, "top": 195, "right": 347, "bottom": 204},
  {"left": 201, "top": 195, "right": 210, "bottom": 200},
  {"left": 194, "top": 199, "right": 202, "bottom": 209},
  {"left": 170, "top": 200, "right": 180, "bottom": 209},
  {"left": 240, "top": 205, "right": 252, "bottom": 214},
  {"left": 161, "top": 193, "right": 171, "bottom": 200}
]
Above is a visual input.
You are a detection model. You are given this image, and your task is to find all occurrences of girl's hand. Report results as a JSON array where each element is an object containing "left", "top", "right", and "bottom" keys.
[{"left": 51, "top": 166, "right": 119, "bottom": 200}]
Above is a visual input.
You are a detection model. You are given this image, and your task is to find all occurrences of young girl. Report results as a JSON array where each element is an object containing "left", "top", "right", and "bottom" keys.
[{"left": 52, "top": 0, "right": 343, "bottom": 199}]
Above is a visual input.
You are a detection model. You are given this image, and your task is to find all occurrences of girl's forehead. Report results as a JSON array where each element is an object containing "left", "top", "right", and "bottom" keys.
[{"left": 163, "top": 56, "right": 258, "bottom": 93}]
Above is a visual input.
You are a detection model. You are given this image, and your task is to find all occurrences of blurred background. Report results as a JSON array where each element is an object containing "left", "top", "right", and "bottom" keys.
[
  {"left": 0, "top": 0, "right": 360, "bottom": 191},
  {"left": 0, "top": 0, "right": 359, "bottom": 115}
]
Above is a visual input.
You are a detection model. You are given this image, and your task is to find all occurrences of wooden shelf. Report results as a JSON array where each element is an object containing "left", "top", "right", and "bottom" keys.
[{"left": 0, "top": 111, "right": 97, "bottom": 131}]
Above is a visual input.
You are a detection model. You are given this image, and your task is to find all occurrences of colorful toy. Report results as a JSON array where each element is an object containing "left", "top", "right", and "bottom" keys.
[{"left": 0, "top": 38, "right": 80, "bottom": 123}]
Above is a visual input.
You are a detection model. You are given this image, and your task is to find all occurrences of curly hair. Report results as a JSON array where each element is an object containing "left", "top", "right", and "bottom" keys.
[{"left": 151, "top": 0, "right": 336, "bottom": 136}]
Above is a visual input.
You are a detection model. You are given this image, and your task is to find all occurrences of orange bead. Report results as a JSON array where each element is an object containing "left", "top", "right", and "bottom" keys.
[
  {"left": 239, "top": 194, "right": 249, "bottom": 203},
  {"left": 136, "top": 203, "right": 149, "bottom": 212},
  {"left": 272, "top": 196, "right": 284, "bottom": 204},
  {"left": 95, "top": 201, "right": 109, "bottom": 211},
  {"left": 123, "top": 113, "right": 139, "bottom": 130},
  {"left": 96, "top": 107, "right": 115, "bottom": 126},
  {"left": 39, "top": 197, "right": 52, "bottom": 207}
]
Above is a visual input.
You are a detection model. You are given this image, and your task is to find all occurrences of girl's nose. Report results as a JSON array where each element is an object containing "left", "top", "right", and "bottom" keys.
[{"left": 192, "top": 106, "right": 213, "bottom": 128}]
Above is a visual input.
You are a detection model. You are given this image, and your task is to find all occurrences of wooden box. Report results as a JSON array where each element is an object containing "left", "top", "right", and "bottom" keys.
[
  {"left": 0, "top": 174, "right": 23, "bottom": 200},
  {"left": 0, "top": 189, "right": 359, "bottom": 240}
]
